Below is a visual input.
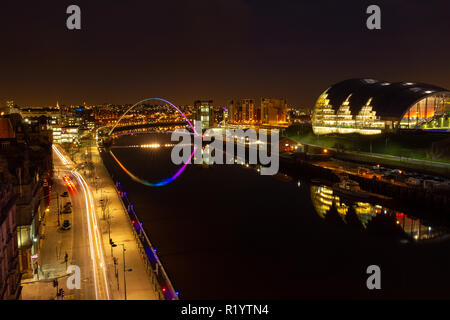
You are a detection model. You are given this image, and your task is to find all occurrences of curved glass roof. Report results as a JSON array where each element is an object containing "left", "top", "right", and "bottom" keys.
[{"left": 322, "top": 79, "right": 449, "bottom": 118}]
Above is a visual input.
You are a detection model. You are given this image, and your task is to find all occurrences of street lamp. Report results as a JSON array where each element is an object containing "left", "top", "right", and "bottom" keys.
[
  {"left": 110, "top": 240, "right": 132, "bottom": 300},
  {"left": 36, "top": 190, "right": 61, "bottom": 226}
]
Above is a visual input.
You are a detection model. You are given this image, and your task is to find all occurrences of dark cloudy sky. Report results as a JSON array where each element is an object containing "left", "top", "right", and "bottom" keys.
[{"left": 1, "top": 0, "right": 449, "bottom": 108}]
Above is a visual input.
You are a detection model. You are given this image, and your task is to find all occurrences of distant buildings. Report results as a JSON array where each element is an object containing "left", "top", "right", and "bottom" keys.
[
  {"left": 261, "top": 98, "right": 288, "bottom": 125},
  {"left": 16, "top": 103, "right": 95, "bottom": 144},
  {"left": 58, "top": 126, "right": 79, "bottom": 143},
  {"left": 288, "top": 107, "right": 312, "bottom": 124},
  {"left": 94, "top": 103, "right": 187, "bottom": 130},
  {"left": 229, "top": 99, "right": 260, "bottom": 124},
  {"left": 228, "top": 99, "right": 241, "bottom": 123},
  {"left": 194, "top": 100, "right": 214, "bottom": 129},
  {"left": 243, "top": 99, "right": 257, "bottom": 122},
  {"left": 228, "top": 98, "right": 289, "bottom": 126},
  {"left": 18, "top": 106, "right": 61, "bottom": 126},
  {"left": 3, "top": 101, "right": 19, "bottom": 115}
]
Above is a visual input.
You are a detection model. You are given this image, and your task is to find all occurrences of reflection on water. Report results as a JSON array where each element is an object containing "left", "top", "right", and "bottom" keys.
[
  {"left": 110, "top": 132, "right": 449, "bottom": 243},
  {"left": 310, "top": 184, "right": 448, "bottom": 242},
  {"left": 103, "top": 132, "right": 450, "bottom": 298}
]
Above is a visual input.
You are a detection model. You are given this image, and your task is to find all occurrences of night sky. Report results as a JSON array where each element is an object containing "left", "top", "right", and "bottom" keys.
[{"left": 1, "top": 0, "right": 449, "bottom": 108}]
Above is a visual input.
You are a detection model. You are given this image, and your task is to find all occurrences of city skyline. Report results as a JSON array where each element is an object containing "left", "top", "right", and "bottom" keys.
[
  {"left": 2, "top": 0, "right": 450, "bottom": 305},
  {"left": 1, "top": 0, "right": 450, "bottom": 108}
]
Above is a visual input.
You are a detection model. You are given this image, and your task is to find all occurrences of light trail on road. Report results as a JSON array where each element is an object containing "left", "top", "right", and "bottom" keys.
[
  {"left": 52, "top": 144, "right": 71, "bottom": 165},
  {"left": 72, "top": 170, "right": 111, "bottom": 300},
  {"left": 53, "top": 144, "right": 111, "bottom": 300}
]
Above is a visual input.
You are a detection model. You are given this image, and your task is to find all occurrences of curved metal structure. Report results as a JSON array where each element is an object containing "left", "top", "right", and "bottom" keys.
[
  {"left": 108, "top": 97, "right": 198, "bottom": 136},
  {"left": 312, "top": 79, "right": 450, "bottom": 135},
  {"left": 105, "top": 97, "right": 198, "bottom": 187}
]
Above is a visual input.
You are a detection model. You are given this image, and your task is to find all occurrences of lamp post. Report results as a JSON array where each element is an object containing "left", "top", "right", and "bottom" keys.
[
  {"left": 36, "top": 190, "right": 60, "bottom": 226},
  {"left": 110, "top": 240, "right": 132, "bottom": 300},
  {"left": 119, "top": 243, "right": 132, "bottom": 300},
  {"left": 120, "top": 243, "right": 127, "bottom": 300},
  {"left": 56, "top": 192, "right": 60, "bottom": 227}
]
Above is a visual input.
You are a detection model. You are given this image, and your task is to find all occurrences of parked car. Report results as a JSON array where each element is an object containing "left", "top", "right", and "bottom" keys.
[
  {"left": 61, "top": 192, "right": 69, "bottom": 197},
  {"left": 62, "top": 220, "right": 71, "bottom": 230},
  {"left": 63, "top": 207, "right": 72, "bottom": 214}
]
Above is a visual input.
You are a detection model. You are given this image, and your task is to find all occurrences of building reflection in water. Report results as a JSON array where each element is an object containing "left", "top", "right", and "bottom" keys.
[{"left": 310, "top": 184, "right": 447, "bottom": 242}]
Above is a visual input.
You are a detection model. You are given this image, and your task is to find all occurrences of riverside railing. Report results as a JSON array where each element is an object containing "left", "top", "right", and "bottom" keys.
[{"left": 114, "top": 181, "right": 179, "bottom": 300}]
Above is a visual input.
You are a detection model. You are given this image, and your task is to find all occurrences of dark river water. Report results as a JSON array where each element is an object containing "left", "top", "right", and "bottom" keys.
[{"left": 100, "top": 132, "right": 450, "bottom": 299}]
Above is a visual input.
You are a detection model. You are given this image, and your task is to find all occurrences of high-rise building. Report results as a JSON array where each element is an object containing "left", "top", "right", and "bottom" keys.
[
  {"left": 229, "top": 99, "right": 259, "bottom": 124},
  {"left": 241, "top": 99, "right": 257, "bottom": 122},
  {"left": 194, "top": 100, "right": 213, "bottom": 129},
  {"left": 223, "top": 107, "right": 228, "bottom": 125},
  {"left": 261, "top": 98, "right": 287, "bottom": 125},
  {"left": 228, "top": 99, "right": 241, "bottom": 123}
]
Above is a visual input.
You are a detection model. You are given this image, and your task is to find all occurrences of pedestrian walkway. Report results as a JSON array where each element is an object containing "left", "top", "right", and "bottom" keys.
[
  {"left": 79, "top": 142, "right": 159, "bottom": 300},
  {"left": 22, "top": 142, "right": 159, "bottom": 300},
  {"left": 21, "top": 178, "right": 71, "bottom": 300}
]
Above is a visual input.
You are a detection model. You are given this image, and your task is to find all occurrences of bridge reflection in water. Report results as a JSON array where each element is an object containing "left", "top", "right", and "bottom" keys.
[{"left": 310, "top": 184, "right": 448, "bottom": 242}]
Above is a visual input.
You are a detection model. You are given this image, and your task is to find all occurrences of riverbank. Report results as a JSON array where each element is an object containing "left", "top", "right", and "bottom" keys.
[
  {"left": 96, "top": 131, "right": 450, "bottom": 299},
  {"left": 279, "top": 153, "right": 450, "bottom": 220},
  {"left": 84, "top": 141, "right": 160, "bottom": 300}
]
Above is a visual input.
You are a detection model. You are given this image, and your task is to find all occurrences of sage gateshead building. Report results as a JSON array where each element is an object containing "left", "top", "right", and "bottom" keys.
[{"left": 312, "top": 79, "right": 450, "bottom": 135}]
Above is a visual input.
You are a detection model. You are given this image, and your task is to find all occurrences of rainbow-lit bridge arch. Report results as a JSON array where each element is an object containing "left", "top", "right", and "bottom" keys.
[
  {"left": 106, "top": 97, "right": 198, "bottom": 187},
  {"left": 107, "top": 97, "right": 198, "bottom": 136}
]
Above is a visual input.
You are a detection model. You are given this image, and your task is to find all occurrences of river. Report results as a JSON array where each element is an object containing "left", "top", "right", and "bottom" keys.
[{"left": 99, "top": 132, "right": 450, "bottom": 299}]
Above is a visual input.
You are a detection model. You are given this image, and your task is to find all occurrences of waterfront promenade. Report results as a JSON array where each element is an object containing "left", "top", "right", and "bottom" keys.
[
  {"left": 23, "top": 143, "right": 159, "bottom": 300},
  {"left": 83, "top": 142, "right": 159, "bottom": 300}
]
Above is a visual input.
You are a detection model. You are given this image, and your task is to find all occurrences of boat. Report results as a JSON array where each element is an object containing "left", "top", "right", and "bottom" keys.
[{"left": 332, "top": 176, "right": 371, "bottom": 199}]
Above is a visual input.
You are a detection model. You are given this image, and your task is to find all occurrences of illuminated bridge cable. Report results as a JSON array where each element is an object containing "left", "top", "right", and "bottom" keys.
[
  {"left": 109, "top": 146, "right": 197, "bottom": 187},
  {"left": 107, "top": 97, "right": 198, "bottom": 136},
  {"left": 106, "top": 97, "right": 199, "bottom": 187}
]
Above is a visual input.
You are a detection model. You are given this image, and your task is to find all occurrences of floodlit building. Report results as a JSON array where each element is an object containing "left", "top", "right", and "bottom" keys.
[
  {"left": 228, "top": 99, "right": 242, "bottom": 123},
  {"left": 19, "top": 107, "right": 61, "bottom": 127},
  {"left": 241, "top": 99, "right": 257, "bottom": 122},
  {"left": 59, "top": 126, "right": 79, "bottom": 143},
  {"left": 229, "top": 99, "right": 259, "bottom": 124},
  {"left": 261, "top": 98, "right": 288, "bottom": 125},
  {"left": 312, "top": 79, "right": 450, "bottom": 135},
  {"left": 194, "top": 100, "right": 214, "bottom": 129}
]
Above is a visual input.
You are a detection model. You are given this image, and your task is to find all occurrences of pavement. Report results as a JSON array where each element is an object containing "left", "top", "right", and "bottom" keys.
[
  {"left": 21, "top": 154, "right": 93, "bottom": 299},
  {"left": 20, "top": 178, "right": 69, "bottom": 300},
  {"left": 76, "top": 140, "right": 159, "bottom": 300},
  {"left": 21, "top": 141, "right": 159, "bottom": 300}
]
